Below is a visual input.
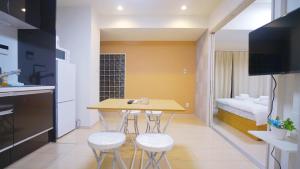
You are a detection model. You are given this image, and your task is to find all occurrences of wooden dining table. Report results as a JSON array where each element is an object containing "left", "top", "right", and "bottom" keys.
[
  {"left": 87, "top": 98, "right": 185, "bottom": 130},
  {"left": 88, "top": 98, "right": 185, "bottom": 111}
]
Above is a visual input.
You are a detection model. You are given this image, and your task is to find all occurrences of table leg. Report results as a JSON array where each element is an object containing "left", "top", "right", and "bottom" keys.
[{"left": 98, "top": 110, "right": 109, "bottom": 131}]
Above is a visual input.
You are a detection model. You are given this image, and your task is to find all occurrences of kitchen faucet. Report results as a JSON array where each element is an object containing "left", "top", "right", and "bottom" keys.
[
  {"left": 0, "top": 69, "right": 21, "bottom": 86},
  {"left": 0, "top": 69, "right": 21, "bottom": 79}
]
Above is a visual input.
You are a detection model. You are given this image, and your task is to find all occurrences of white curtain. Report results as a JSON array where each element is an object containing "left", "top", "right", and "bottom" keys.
[
  {"left": 215, "top": 51, "right": 270, "bottom": 99},
  {"left": 214, "top": 51, "right": 233, "bottom": 99},
  {"left": 232, "top": 51, "right": 271, "bottom": 97}
]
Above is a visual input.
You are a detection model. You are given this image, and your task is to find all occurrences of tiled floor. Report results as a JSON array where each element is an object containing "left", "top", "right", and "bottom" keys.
[{"left": 6, "top": 114, "right": 258, "bottom": 169}]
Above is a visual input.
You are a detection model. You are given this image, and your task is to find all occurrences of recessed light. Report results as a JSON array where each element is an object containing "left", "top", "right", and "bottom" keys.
[
  {"left": 21, "top": 8, "right": 26, "bottom": 12},
  {"left": 117, "top": 5, "right": 123, "bottom": 11},
  {"left": 181, "top": 5, "right": 187, "bottom": 11}
]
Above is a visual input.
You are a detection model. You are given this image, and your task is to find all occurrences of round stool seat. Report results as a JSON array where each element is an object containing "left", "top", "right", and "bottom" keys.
[
  {"left": 122, "top": 110, "right": 141, "bottom": 115},
  {"left": 145, "top": 110, "right": 162, "bottom": 116},
  {"left": 129, "top": 110, "right": 141, "bottom": 115},
  {"left": 136, "top": 134, "right": 174, "bottom": 152},
  {"left": 88, "top": 132, "right": 126, "bottom": 151}
]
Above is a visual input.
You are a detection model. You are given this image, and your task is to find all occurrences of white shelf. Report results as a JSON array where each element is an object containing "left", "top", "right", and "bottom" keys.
[{"left": 248, "top": 131, "right": 298, "bottom": 152}]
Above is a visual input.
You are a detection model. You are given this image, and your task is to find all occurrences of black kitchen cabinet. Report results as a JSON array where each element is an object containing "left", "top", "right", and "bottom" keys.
[
  {"left": 12, "top": 131, "right": 49, "bottom": 162},
  {"left": 0, "top": 102, "right": 14, "bottom": 153},
  {"left": 18, "top": 0, "right": 56, "bottom": 86},
  {"left": 0, "top": 0, "right": 40, "bottom": 28},
  {"left": 0, "top": 150, "right": 11, "bottom": 168},
  {"left": 0, "top": 90, "right": 54, "bottom": 168},
  {"left": 9, "top": 0, "right": 40, "bottom": 28},
  {"left": 0, "top": 98, "right": 14, "bottom": 169},
  {"left": 8, "top": 0, "right": 26, "bottom": 21},
  {"left": 13, "top": 91, "right": 53, "bottom": 143},
  {"left": 0, "top": 0, "right": 9, "bottom": 13}
]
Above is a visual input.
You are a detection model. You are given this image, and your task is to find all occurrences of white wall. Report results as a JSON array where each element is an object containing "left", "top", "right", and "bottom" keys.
[
  {"left": 195, "top": 31, "right": 210, "bottom": 124},
  {"left": 215, "top": 29, "right": 250, "bottom": 51},
  {"left": 89, "top": 8, "right": 101, "bottom": 125},
  {"left": 272, "top": 1, "right": 300, "bottom": 169},
  {"left": 56, "top": 6, "right": 100, "bottom": 127},
  {"left": 100, "top": 28, "right": 205, "bottom": 41},
  {"left": 194, "top": 0, "right": 253, "bottom": 124},
  {"left": 0, "top": 26, "right": 18, "bottom": 84}
]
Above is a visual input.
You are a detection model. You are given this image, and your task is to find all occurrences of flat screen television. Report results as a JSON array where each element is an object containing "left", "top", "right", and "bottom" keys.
[{"left": 249, "top": 8, "right": 300, "bottom": 76}]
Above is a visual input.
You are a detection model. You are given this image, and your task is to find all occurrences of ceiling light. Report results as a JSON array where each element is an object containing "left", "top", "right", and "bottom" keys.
[
  {"left": 21, "top": 8, "right": 26, "bottom": 12},
  {"left": 117, "top": 5, "right": 123, "bottom": 11},
  {"left": 181, "top": 5, "right": 187, "bottom": 11}
]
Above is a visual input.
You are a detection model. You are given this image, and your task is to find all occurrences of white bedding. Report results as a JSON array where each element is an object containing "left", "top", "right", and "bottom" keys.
[{"left": 216, "top": 98, "right": 269, "bottom": 126}]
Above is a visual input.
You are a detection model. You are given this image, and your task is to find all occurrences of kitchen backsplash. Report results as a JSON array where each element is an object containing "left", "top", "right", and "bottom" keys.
[{"left": 0, "top": 25, "right": 18, "bottom": 84}]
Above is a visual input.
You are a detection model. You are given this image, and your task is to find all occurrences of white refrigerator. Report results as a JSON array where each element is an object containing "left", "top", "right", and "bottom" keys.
[{"left": 56, "top": 59, "right": 76, "bottom": 138}]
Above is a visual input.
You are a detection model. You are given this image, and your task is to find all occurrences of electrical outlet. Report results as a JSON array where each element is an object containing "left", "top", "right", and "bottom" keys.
[
  {"left": 183, "top": 68, "right": 187, "bottom": 74},
  {"left": 76, "top": 119, "right": 81, "bottom": 128},
  {"left": 185, "top": 102, "right": 190, "bottom": 108}
]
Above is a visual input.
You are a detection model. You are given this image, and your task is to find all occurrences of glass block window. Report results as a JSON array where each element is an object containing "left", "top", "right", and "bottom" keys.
[{"left": 100, "top": 54, "right": 125, "bottom": 102}]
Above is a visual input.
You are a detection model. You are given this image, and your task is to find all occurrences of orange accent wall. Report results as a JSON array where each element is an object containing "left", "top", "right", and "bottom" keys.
[{"left": 100, "top": 41, "right": 196, "bottom": 113}]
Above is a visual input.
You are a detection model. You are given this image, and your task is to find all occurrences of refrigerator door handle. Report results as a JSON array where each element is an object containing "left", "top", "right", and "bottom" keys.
[{"left": 58, "top": 100, "right": 74, "bottom": 104}]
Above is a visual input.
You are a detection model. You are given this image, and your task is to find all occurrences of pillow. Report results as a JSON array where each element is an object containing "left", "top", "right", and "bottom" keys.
[
  {"left": 240, "top": 94, "right": 250, "bottom": 98},
  {"left": 254, "top": 98, "right": 269, "bottom": 106},
  {"left": 234, "top": 96, "right": 244, "bottom": 100},
  {"left": 259, "top": 96, "right": 269, "bottom": 100}
]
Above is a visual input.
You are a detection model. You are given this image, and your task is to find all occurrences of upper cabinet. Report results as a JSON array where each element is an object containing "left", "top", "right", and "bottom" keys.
[
  {"left": 0, "top": 0, "right": 40, "bottom": 28},
  {"left": 8, "top": 0, "right": 26, "bottom": 21},
  {"left": 0, "top": 0, "right": 9, "bottom": 13}
]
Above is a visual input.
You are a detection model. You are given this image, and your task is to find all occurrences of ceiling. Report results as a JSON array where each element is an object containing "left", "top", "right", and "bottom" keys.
[
  {"left": 101, "top": 28, "right": 205, "bottom": 41},
  {"left": 222, "top": 0, "right": 271, "bottom": 30},
  {"left": 57, "top": 0, "right": 222, "bottom": 17}
]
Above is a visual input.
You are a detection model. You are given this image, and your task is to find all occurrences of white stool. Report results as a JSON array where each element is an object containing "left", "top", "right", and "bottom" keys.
[
  {"left": 136, "top": 133, "right": 174, "bottom": 169},
  {"left": 123, "top": 110, "right": 141, "bottom": 135},
  {"left": 145, "top": 111, "right": 162, "bottom": 133},
  {"left": 130, "top": 113, "right": 175, "bottom": 169},
  {"left": 88, "top": 132, "right": 127, "bottom": 169}
]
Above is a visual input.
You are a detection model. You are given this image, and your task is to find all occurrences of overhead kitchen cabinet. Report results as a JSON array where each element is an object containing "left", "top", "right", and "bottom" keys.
[
  {"left": 0, "top": 0, "right": 9, "bottom": 13},
  {"left": 0, "top": 0, "right": 40, "bottom": 28}
]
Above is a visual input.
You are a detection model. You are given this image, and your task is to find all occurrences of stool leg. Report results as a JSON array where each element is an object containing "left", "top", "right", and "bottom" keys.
[
  {"left": 157, "top": 117, "right": 161, "bottom": 133},
  {"left": 140, "top": 150, "right": 145, "bottom": 169},
  {"left": 145, "top": 116, "right": 150, "bottom": 133},
  {"left": 124, "top": 116, "right": 129, "bottom": 134},
  {"left": 150, "top": 153, "right": 155, "bottom": 169},
  {"left": 150, "top": 152, "right": 163, "bottom": 169},
  {"left": 134, "top": 115, "right": 139, "bottom": 135},
  {"left": 130, "top": 142, "right": 137, "bottom": 169},
  {"left": 144, "top": 152, "right": 152, "bottom": 169},
  {"left": 112, "top": 155, "right": 116, "bottom": 169},
  {"left": 164, "top": 154, "right": 172, "bottom": 169},
  {"left": 91, "top": 149, "right": 105, "bottom": 169},
  {"left": 114, "top": 150, "right": 127, "bottom": 169}
]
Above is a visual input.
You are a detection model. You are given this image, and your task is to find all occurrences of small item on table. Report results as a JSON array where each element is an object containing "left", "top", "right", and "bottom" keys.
[
  {"left": 140, "top": 97, "right": 149, "bottom": 105},
  {"left": 268, "top": 116, "right": 296, "bottom": 140},
  {"left": 0, "top": 76, "right": 8, "bottom": 87},
  {"left": 127, "top": 100, "right": 135, "bottom": 104}
]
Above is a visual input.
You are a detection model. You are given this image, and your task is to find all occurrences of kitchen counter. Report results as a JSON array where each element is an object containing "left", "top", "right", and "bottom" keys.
[{"left": 0, "top": 86, "right": 55, "bottom": 93}]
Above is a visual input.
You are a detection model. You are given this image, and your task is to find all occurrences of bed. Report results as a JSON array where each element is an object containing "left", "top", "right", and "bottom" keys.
[{"left": 215, "top": 96, "right": 269, "bottom": 140}]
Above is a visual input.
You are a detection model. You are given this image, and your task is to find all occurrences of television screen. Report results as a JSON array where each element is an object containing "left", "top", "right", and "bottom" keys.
[{"left": 249, "top": 8, "right": 300, "bottom": 76}]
